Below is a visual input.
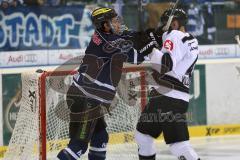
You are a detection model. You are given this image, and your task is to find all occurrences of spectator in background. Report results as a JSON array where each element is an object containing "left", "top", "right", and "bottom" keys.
[
  {"left": 186, "top": 3, "right": 205, "bottom": 39},
  {"left": 113, "top": 0, "right": 124, "bottom": 17},
  {"left": 64, "top": 0, "right": 95, "bottom": 6},
  {"left": 0, "top": 0, "right": 10, "bottom": 8},
  {"left": 0, "top": 0, "right": 23, "bottom": 9},
  {"left": 45, "top": 0, "right": 60, "bottom": 6},
  {"left": 0, "top": 0, "right": 46, "bottom": 8},
  {"left": 203, "top": 2, "right": 216, "bottom": 43},
  {"left": 185, "top": 1, "right": 216, "bottom": 44},
  {"left": 23, "top": 0, "right": 44, "bottom": 5}
]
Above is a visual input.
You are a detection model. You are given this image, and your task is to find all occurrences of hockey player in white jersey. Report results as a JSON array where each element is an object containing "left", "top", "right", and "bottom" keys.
[{"left": 135, "top": 8, "right": 201, "bottom": 160}]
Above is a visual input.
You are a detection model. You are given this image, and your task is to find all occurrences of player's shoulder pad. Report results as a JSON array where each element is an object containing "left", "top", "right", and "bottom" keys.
[
  {"left": 163, "top": 30, "right": 178, "bottom": 39},
  {"left": 181, "top": 33, "right": 196, "bottom": 43},
  {"left": 164, "top": 30, "right": 194, "bottom": 43},
  {"left": 162, "top": 30, "right": 186, "bottom": 52},
  {"left": 162, "top": 30, "right": 183, "bottom": 43},
  {"left": 168, "top": 30, "right": 185, "bottom": 38}
]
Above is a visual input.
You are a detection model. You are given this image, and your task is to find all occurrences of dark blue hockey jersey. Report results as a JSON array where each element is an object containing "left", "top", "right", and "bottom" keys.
[{"left": 73, "top": 30, "right": 145, "bottom": 104}]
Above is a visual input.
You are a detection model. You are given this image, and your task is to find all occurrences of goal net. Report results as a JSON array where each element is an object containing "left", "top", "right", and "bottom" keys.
[{"left": 3, "top": 66, "right": 148, "bottom": 160}]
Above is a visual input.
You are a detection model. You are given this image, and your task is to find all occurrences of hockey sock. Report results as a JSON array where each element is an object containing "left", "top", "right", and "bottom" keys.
[
  {"left": 57, "top": 139, "right": 88, "bottom": 160},
  {"left": 169, "top": 141, "right": 200, "bottom": 160},
  {"left": 88, "top": 129, "right": 109, "bottom": 160},
  {"left": 135, "top": 130, "right": 156, "bottom": 157}
]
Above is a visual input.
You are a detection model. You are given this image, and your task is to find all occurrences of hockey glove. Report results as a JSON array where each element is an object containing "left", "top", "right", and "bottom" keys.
[{"left": 137, "top": 29, "right": 159, "bottom": 56}]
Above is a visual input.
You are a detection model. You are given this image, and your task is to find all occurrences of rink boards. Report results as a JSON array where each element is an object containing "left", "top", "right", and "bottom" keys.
[{"left": 1, "top": 58, "right": 240, "bottom": 158}]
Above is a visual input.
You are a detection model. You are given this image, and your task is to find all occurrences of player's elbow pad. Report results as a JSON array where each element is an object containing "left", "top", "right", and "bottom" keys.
[
  {"left": 150, "top": 49, "right": 173, "bottom": 74},
  {"left": 161, "top": 53, "right": 173, "bottom": 74}
]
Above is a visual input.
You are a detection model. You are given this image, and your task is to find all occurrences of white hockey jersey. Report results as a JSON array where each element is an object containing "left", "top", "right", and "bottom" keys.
[{"left": 149, "top": 30, "right": 199, "bottom": 102}]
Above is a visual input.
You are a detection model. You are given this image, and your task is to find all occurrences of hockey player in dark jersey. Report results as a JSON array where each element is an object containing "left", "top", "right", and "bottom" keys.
[
  {"left": 135, "top": 9, "right": 201, "bottom": 160},
  {"left": 57, "top": 7, "right": 160, "bottom": 160}
]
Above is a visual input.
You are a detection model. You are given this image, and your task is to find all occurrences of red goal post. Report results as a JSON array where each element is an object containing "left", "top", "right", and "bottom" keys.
[{"left": 4, "top": 65, "right": 148, "bottom": 160}]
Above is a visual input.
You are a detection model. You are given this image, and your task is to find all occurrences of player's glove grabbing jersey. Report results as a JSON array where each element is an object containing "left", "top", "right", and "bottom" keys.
[
  {"left": 73, "top": 30, "right": 146, "bottom": 104},
  {"left": 122, "top": 27, "right": 164, "bottom": 57},
  {"left": 149, "top": 30, "right": 199, "bottom": 102}
]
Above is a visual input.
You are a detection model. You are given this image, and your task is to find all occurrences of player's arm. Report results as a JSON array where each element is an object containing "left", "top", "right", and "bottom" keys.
[
  {"left": 150, "top": 31, "right": 199, "bottom": 75},
  {"left": 123, "top": 26, "right": 165, "bottom": 64},
  {"left": 176, "top": 34, "right": 199, "bottom": 77},
  {"left": 148, "top": 31, "right": 179, "bottom": 75},
  {"left": 126, "top": 26, "right": 164, "bottom": 52}
]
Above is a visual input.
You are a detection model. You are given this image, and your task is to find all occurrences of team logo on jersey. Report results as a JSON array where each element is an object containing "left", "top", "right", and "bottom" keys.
[
  {"left": 92, "top": 32, "right": 102, "bottom": 45},
  {"left": 163, "top": 40, "right": 174, "bottom": 51}
]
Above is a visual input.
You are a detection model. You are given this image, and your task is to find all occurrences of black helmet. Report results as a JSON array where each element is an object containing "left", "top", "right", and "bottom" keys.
[
  {"left": 160, "top": 8, "right": 188, "bottom": 27},
  {"left": 91, "top": 7, "right": 118, "bottom": 29},
  {"left": 160, "top": 8, "right": 171, "bottom": 24}
]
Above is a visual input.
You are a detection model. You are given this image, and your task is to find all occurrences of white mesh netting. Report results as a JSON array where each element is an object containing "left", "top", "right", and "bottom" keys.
[
  {"left": 3, "top": 74, "right": 40, "bottom": 160},
  {"left": 3, "top": 68, "right": 147, "bottom": 160}
]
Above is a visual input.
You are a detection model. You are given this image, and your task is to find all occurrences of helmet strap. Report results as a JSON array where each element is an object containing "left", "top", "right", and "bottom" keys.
[{"left": 109, "top": 21, "right": 115, "bottom": 34}]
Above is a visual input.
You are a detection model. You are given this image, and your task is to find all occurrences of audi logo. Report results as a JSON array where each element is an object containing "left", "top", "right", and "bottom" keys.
[{"left": 24, "top": 54, "right": 37, "bottom": 63}]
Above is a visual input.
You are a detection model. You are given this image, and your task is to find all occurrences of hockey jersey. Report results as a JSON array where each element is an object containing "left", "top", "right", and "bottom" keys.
[
  {"left": 73, "top": 30, "right": 145, "bottom": 104},
  {"left": 150, "top": 30, "right": 199, "bottom": 102}
]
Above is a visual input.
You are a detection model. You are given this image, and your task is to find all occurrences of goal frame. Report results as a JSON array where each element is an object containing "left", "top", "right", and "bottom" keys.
[{"left": 38, "top": 66, "right": 147, "bottom": 160}]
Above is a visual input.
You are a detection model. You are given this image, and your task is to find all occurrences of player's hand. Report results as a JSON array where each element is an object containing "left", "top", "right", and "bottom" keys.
[
  {"left": 154, "top": 25, "right": 165, "bottom": 46},
  {"left": 134, "top": 29, "right": 160, "bottom": 56}
]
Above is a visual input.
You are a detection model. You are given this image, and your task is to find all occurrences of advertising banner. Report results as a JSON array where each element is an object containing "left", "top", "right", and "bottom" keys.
[
  {"left": 189, "top": 64, "right": 207, "bottom": 125},
  {"left": 2, "top": 74, "right": 21, "bottom": 145},
  {"left": 0, "top": 75, "right": 2, "bottom": 146},
  {"left": 198, "top": 44, "right": 239, "bottom": 59},
  {"left": 0, "top": 50, "right": 48, "bottom": 67},
  {"left": 48, "top": 49, "right": 85, "bottom": 65},
  {"left": 0, "top": 49, "right": 85, "bottom": 68},
  {"left": 0, "top": 5, "right": 94, "bottom": 51}
]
